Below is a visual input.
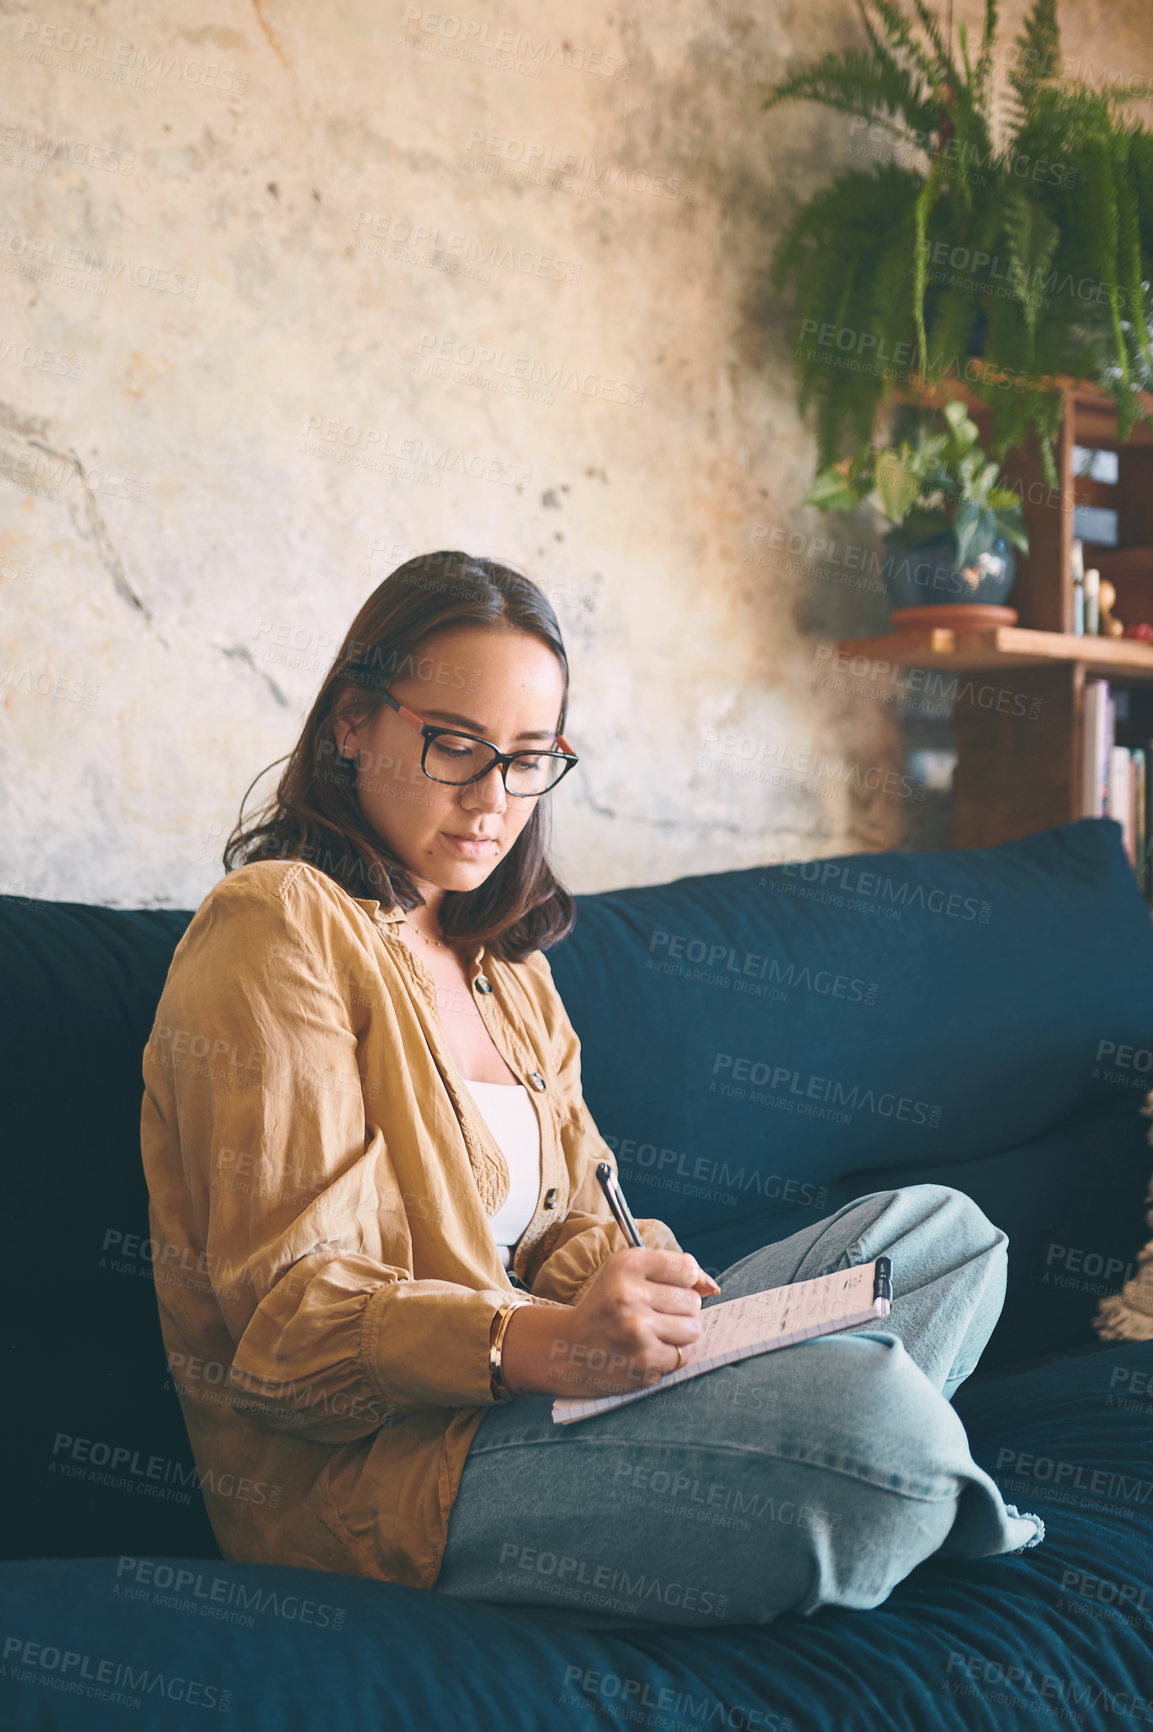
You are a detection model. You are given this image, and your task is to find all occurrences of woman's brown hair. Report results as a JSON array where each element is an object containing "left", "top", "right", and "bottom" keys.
[{"left": 222, "top": 550, "right": 576, "bottom": 961}]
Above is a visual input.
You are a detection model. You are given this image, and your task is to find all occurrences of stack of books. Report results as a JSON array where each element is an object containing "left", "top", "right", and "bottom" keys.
[{"left": 1081, "top": 680, "right": 1150, "bottom": 895}]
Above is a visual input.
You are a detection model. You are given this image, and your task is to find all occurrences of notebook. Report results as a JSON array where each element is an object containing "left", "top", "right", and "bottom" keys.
[{"left": 550, "top": 1258, "right": 892, "bottom": 1425}]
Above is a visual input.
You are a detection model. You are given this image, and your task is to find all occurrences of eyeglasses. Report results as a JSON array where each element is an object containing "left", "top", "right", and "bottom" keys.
[{"left": 339, "top": 663, "right": 579, "bottom": 796}]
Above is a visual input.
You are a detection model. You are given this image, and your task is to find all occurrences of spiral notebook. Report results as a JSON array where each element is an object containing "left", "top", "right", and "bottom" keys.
[{"left": 550, "top": 1258, "right": 892, "bottom": 1426}]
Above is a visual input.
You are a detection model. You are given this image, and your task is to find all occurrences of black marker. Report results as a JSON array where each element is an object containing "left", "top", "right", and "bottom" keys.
[
  {"left": 596, "top": 1160, "right": 644, "bottom": 1248},
  {"left": 873, "top": 1256, "right": 893, "bottom": 1314}
]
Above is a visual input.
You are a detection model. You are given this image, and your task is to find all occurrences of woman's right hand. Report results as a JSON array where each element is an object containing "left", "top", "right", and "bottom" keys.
[{"left": 501, "top": 1249, "right": 721, "bottom": 1400}]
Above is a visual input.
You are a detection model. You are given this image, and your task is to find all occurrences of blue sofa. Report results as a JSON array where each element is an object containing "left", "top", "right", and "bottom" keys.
[{"left": 3, "top": 818, "right": 1152, "bottom": 1730}]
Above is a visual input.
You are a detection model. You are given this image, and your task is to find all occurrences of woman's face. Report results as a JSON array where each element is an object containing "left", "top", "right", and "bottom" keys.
[{"left": 333, "top": 625, "right": 566, "bottom": 898}]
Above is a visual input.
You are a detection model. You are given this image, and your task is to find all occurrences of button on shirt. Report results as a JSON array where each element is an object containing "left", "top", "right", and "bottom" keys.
[{"left": 139, "top": 861, "right": 681, "bottom": 1591}]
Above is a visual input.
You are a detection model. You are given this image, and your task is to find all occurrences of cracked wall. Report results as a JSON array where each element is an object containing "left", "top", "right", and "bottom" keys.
[{"left": 2, "top": 0, "right": 1150, "bottom": 907}]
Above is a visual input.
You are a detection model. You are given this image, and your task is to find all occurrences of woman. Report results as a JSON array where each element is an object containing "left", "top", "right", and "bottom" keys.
[{"left": 140, "top": 550, "right": 1043, "bottom": 1631}]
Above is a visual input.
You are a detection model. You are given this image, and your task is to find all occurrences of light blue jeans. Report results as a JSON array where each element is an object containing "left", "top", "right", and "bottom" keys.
[{"left": 432, "top": 1185, "right": 1045, "bottom": 1628}]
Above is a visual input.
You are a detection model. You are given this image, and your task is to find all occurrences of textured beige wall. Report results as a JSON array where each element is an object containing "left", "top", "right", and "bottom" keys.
[{"left": 2, "top": 0, "right": 1151, "bottom": 907}]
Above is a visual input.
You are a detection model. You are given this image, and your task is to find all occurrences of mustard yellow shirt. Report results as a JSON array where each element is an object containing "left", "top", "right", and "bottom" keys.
[{"left": 139, "top": 860, "right": 681, "bottom": 1590}]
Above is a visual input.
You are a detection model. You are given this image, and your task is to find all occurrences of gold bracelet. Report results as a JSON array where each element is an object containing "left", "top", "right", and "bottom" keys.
[{"left": 489, "top": 1298, "right": 531, "bottom": 1402}]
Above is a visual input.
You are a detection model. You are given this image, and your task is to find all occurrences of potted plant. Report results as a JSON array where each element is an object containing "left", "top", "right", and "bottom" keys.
[
  {"left": 764, "top": 0, "right": 1153, "bottom": 490},
  {"left": 804, "top": 399, "right": 1030, "bottom": 612}
]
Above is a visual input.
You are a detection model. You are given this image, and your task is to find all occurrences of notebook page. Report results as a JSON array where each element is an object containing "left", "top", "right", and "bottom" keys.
[{"left": 552, "top": 1259, "right": 886, "bottom": 1425}]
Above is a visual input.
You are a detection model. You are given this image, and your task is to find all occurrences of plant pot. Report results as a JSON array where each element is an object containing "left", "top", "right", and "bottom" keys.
[{"left": 881, "top": 530, "right": 1017, "bottom": 611}]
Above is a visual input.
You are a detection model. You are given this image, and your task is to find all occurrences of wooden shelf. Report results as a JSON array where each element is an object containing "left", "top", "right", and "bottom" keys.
[
  {"left": 837, "top": 378, "right": 1153, "bottom": 856},
  {"left": 888, "top": 371, "right": 1153, "bottom": 428},
  {"left": 838, "top": 626, "right": 1153, "bottom": 681}
]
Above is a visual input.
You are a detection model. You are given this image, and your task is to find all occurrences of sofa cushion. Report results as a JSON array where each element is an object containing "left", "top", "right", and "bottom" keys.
[
  {"left": 548, "top": 818, "right": 1153, "bottom": 1362},
  {"left": 1, "top": 818, "right": 1149, "bottom": 1375},
  {"left": 2, "top": 1339, "right": 1150, "bottom": 1731},
  {"left": 1, "top": 1318, "right": 220, "bottom": 1564},
  {"left": 0, "top": 899, "right": 192, "bottom": 1321}
]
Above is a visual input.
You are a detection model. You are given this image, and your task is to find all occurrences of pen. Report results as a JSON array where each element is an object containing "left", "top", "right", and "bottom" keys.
[
  {"left": 873, "top": 1256, "right": 892, "bottom": 1315},
  {"left": 596, "top": 1160, "right": 644, "bottom": 1247}
]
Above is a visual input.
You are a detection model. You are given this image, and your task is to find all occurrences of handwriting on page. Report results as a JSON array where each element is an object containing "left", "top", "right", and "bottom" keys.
[
  {"left": 686, "top": 1263, "right": 876, "bottom": 1359},
  {"left": 551, "top": 1260, "right": 885, "bottom": 1425}
]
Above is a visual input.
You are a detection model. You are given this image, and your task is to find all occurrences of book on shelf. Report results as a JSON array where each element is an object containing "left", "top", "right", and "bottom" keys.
[
  {"left": 1134, "top": 749, "right": 1148, "bottom": 898},
  {"left": 1078, "top": 681, "right": 1151, "bottom": 897},
  {"left": 1108, "top": 746, "right": 1136, "bottom": 867},
  {"left": 1079, "top": 679, "right": 1111, "bottom": 818}
]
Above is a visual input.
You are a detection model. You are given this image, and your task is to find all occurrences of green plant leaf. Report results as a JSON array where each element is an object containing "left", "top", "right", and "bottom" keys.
[
  {"left": 764, "top": 0, "right": 1153, "bottom": 487},
  {"left": 1002, "top": 183, "right": 1060, "bottom": 340},
  {"left": 875, "top": 446, "right": 922, "bottom": 520},
  {"left": 1007, "top": 0, "right": 1061, "bottom": 135},
  {"left": 803, "top": 468, "right": 869, "bottom": 512},
  {"left": 862, "top": 0, "right": 941, "bottom": 89},
  {"left": 912, "top": 157, "right": 946, "bottom": 375},
  {"left": 762, "top": 46, "right": 937, "bottom": 136},
  {"left": 994, "top": 511, "right": 1031, "bottom": 552},
  {"left": 885, "top": 506, "right": 950, "bottom": 545},
  {"left": 943, "top": 398, "right": 982, "bottom": 452},
  {"left": 953, "top": 500, "right": 998, "bottom": 565},
  {"left": 974, "top": 0, "right": 998, "bottom": 109}
]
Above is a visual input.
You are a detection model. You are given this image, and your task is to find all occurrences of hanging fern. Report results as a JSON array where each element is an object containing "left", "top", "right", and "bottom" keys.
[{"left": 764, "top": 0, "right": 1153, "bottom": 486}]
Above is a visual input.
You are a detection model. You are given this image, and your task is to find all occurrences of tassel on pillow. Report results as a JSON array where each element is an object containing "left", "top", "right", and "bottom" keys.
[{"left": 1094, "top": 1092, "right": 1153, "bottom": 1342}]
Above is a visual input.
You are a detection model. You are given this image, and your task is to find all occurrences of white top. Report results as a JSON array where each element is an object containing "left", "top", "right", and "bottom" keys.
[{"left": 460, "top": 1078, "right": 542, "bottom": 1268}]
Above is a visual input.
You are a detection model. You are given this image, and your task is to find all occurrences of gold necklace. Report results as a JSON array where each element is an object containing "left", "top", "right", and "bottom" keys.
[{"left": 403, "top": 912, "right": 447, "bottom": 950}]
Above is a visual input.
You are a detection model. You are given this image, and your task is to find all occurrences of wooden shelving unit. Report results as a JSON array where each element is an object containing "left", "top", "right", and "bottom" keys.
[
  {"left": 839, "top": 626, "right": 1153, "bottom": 679},
  {"left": 838, "top": 375, "right": 1153, "bottom": 850}
]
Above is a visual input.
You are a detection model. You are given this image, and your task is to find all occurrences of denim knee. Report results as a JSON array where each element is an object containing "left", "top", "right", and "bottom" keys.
[
  {"left": 783, "top": 1335, "right": 973, "bottom": 1611},
  {"left": 899, "top": 1183, "right": 1007, "bottom": 1249}
]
